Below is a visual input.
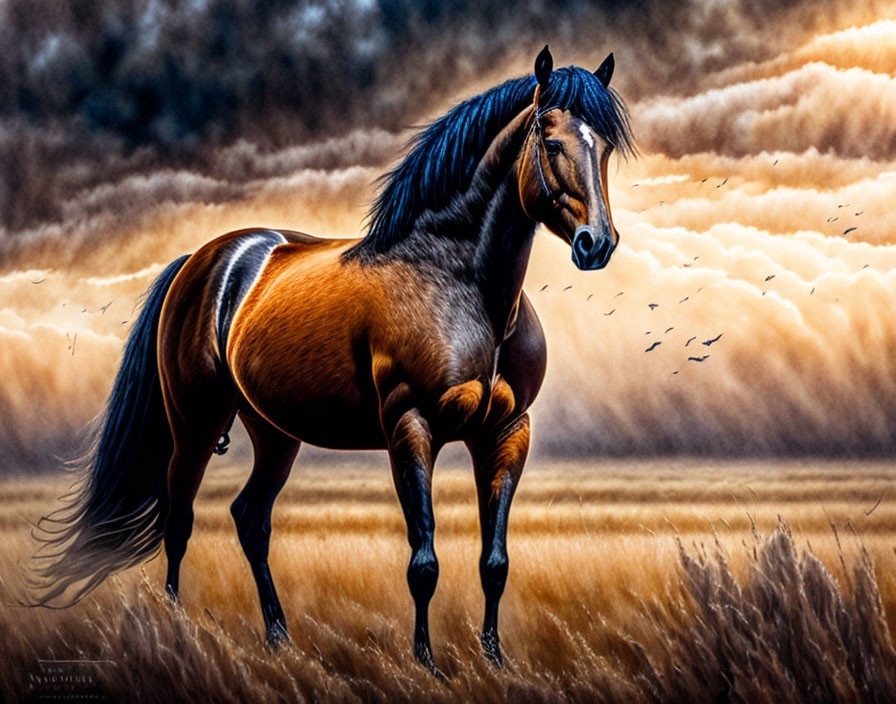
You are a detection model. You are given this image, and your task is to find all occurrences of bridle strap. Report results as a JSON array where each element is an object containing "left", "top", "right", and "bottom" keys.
[
  {"left": 523, "top": 86, "right": 561, "bottom": 218},
  {"left": 531, "top": 118, "right": 561, "bottom": 210}
]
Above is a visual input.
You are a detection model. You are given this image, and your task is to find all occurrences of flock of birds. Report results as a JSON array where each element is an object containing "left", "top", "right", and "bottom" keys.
[
  {"left": 540, "top": 184, "right": 867, "bottom": 375},
  {"left": 598, "top": 166, "right": 868, "bottom": 374},
  {"left": 28, "top": 277, "right": 126, "bottom": 357},
  {"left": 537, "top": 282, "right": 723, "bottom": 376}
]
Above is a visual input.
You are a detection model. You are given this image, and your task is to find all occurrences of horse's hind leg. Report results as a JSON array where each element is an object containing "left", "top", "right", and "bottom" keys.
[
  {"left": 162, "top": 384, "right": 238, "bottom": 601},
  {"left": 466, "top": 412, "right": 530, "bottom": 667},
  {"left": 231, "top": 411, "right": 300, "bottom": 645}
]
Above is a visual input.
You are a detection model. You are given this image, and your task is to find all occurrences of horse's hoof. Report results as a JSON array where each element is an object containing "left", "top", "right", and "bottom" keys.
[
  {"left": 481, "top": 633, "right": 504, "bottom": 668},
  {"left": 266, "top": 622, "right": 291, "bottom": 648},
  {"left": 414, "top": 644, "right": 445, "bottom": 679}
]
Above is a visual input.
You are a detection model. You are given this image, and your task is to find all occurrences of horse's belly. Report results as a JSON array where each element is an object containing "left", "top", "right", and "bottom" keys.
[
  {"left": 260, "top": 397, "right": 386, "bottom": 450},
  {"left": 230, "top": 331, "right": 386, "bottom": 449}
]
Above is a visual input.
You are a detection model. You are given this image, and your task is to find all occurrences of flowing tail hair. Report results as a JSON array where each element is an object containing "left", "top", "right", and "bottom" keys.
[{"left": 28, "top": 255, "right": 190, "bottom": 606}]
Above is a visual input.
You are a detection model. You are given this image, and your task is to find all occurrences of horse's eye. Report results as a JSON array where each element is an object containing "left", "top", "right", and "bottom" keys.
[{"left": 544, "top": 140, "right": 564, "bottom": 156}]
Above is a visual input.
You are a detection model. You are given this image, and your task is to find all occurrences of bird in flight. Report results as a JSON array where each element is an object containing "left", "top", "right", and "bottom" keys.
[
  {"left": 563, "top": 285, "right": 572, "bottom": 291},
  {"left": 99, "top": 301, "right": 113, "bottom": 314},
  {"left": 679, "top": 296, "right": 689, "bottom": 304},
  {"left": 688, "top": 355, "right": 709, "bottom": 362},
  {"left": 685, "top": 336, "right": 697, "bottom": 346},
  {"left": 716, "top": 178, "right": 728, "bottom": 188},
  {"left": 648, "top": 303, "right": 659, "bottom": 310},
  {"left": 31, "top": 278, "right": 45, "bottom": 284},
  {"left": 645, "top": 341, "right": 662, "bottom": 353},
  {"left": 540, "top": 284, "right": 548, "bottom": 291},
  {"left": 604, "top": 309, "right": 616, "bottom": 316},
  {"left": 703, "top": 333, "right": 723, "bottom": 346},
  {"left": 665, "top": 327, "right": 674, "bottom": 334},
  {"left": 826, "top": 217, "right": 838, "bottom": 222},
  {"left": 765, "top": 274, "right": 775, "bottom": 281},
  {"left": 614, "top": 291, "right": 624, "bottom": 298},
  {"left": 842, "top": 227, "right": 857, "bottom": 236},
  {"left": 586, "top": 294, "right": 593, "bottom": 301}
]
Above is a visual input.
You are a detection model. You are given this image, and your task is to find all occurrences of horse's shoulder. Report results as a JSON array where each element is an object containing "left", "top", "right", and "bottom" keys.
[{"left": 497, "top": 292, "right": 547, "bottom": 413}]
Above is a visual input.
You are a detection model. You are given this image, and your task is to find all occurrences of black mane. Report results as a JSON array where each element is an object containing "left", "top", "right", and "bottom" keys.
[{"left": 344, "top": 66, "right": 634, "bottom": 261}]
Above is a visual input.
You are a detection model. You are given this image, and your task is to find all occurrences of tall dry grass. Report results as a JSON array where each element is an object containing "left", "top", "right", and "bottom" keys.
[{"left": 1, "top": 458, "right": 895, "bottom": 703}]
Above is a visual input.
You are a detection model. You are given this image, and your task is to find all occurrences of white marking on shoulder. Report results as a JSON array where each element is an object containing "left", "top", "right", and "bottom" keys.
[{"left": 579, "top": 123, "right": 595, "bottom": 148}]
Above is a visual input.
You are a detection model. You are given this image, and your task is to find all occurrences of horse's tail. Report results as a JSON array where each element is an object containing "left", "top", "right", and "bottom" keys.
[{"left": 29, "top": 255, "right": 190, "bottom": 606}]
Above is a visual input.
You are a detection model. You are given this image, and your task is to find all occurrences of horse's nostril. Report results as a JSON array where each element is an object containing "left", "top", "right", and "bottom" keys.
[{"left": 574, "top": 228, "right": 594, "bottom": 252}]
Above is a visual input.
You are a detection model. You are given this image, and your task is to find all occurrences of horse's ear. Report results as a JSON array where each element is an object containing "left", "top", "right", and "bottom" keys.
[
  {"left": 535, "top": 45, "right": 553, "bottom": 89},
  {"left": 594, "top": 52, "right": 614, "bottom": 87}
]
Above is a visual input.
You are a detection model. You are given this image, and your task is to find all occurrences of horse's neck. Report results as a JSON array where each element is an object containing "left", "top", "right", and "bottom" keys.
[
  {"left": 397, "top": 106, "right": 537, "bottom": 341},
  {"left": 465, "top": 107, "right": 537, "bottom": 340},
  {"left": 471, "top": 175, "right": 536, "bottom": 340}
]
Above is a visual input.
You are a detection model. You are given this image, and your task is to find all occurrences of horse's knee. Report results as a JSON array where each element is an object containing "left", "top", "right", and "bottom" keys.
[
  {"left": 480, "top": 548, "right": 508, "bottom": 598},
  {"left": 407, "top": 545, "right": 439, "bottom": 604}
]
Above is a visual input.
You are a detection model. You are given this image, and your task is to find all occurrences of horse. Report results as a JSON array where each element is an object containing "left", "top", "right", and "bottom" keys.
[{"left": 32, "top": 46, "right": 634, "bottom": 671}]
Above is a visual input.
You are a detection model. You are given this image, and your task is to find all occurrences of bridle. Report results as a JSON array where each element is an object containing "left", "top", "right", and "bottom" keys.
[{"left": 523, "top": 86, "right": 563, "bottom": 218}]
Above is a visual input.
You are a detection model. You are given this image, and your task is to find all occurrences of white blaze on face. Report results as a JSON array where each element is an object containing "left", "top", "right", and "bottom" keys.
[{"left": 579, "top": 123, "right": 595, "bottom": 148}]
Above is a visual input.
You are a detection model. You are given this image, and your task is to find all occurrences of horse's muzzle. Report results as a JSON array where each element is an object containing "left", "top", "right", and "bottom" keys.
[{"left": 571, "top": 226, "right": 617, "bottom": 270}]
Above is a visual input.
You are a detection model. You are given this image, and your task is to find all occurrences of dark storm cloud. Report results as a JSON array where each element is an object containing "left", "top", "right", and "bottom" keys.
[{"left": 0, "top": 0, "right": 885, "bottom": 264}]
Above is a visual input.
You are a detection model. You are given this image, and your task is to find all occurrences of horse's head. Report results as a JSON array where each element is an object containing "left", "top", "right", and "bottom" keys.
[{"left": 519, "top": 47, "right": 627, "bottom": 271}]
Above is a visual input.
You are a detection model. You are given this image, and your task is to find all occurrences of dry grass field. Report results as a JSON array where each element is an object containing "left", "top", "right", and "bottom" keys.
[{"left": 2, "top": 457, "right": 896, "bottom": 703}]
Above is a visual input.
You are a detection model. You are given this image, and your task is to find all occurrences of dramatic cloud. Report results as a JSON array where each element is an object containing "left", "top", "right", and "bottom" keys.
[
  {"left": 2, "top": 1, "right": 896, "bottom": 469},
  {"left": 636, "top": 63, "right": 896, "bottom": 159},
  {"left": 0, "top": 0, "right": 886, "bottom": 244},
  {"left": 528, "top": 222, "right": 896, "bottom": 456}
]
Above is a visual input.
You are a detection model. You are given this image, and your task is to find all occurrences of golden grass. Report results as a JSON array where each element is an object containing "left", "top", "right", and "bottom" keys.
[{"left": 2, "top": 457, "right": 896, "bottom": 702}]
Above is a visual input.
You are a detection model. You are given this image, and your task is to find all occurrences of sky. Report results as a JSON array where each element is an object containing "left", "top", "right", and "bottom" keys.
[{"left": 2, "top": 0, "right": 896, "bottom": 469}]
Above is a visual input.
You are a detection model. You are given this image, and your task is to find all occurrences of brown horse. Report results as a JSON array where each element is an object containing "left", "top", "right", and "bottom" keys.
[{"left": 32, "top": 46, "right": 633, "bottom": 671}]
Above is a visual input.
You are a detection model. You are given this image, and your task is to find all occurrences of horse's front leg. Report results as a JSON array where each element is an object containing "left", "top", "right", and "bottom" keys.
[
  {"left": 466, "top": 412, "right": 530, "bottom": 667},
  {"left": 387, "top": 407, "right": 440, "bottom": 673}
]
